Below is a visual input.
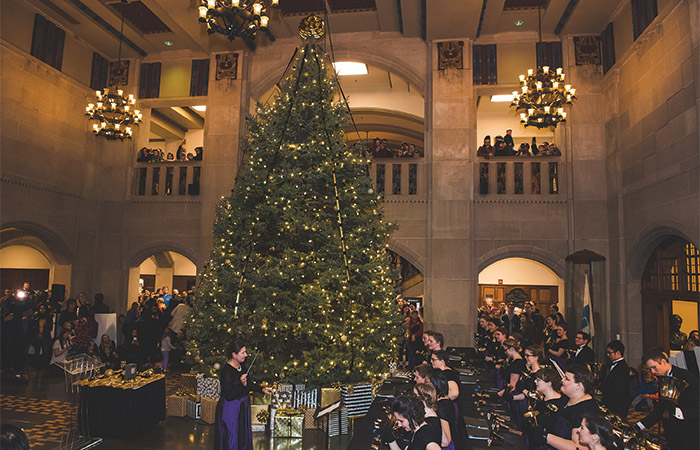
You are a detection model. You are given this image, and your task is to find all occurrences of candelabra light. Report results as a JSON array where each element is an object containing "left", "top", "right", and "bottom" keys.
[
  {"left": 85, "top": 0, "right": 141, "bottom": 141},
  {"left": 510, "top": 65, "right": 576, "bottom": 129},
  {"left": 198, "top": 0, "right": 279, "bottom": 49},
  {"left": 85, "top": 88, "right": 142, "bottom": 140}
]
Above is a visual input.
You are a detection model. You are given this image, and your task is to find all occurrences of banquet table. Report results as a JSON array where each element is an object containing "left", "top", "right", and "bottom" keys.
[{"left": 78, "top": 375, "right": 165, "bottom": 438}]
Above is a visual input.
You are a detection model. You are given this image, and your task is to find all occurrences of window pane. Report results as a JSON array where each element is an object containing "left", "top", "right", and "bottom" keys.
[
  {"left": 479, "top": 163, "right": 489, "bottom": 194},
  {"left": 137, "top": 168, "right": 147, "bottom": 196}
]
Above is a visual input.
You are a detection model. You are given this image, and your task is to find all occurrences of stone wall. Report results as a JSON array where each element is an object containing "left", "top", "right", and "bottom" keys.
[{"left": 603, "top": 0, "right": 700, "bottom": 362}]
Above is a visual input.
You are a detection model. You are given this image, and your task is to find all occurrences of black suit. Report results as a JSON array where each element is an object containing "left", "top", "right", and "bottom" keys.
[
  {"left": 571, "top": 345, "right": 594, "bottom": 366},
  {"left": 600, "top": 358, "right": 630, "bottom": 418},
  {"left": 502, "top": 313, "right": 521, "bottom": 335},
  {"left": 641, "top": 366, "right": 699, "bottom": 450}
]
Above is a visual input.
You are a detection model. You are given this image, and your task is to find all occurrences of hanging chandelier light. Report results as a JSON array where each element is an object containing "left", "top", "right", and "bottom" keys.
[
  {"left": 510, "top": 8, "right": 576, "bottom": 129},
  {"left": 198, "top": 0, "right": 279, "bottom": 49},
  {"left": 85, "top": 0, "right": 141, "bottom": 140}
]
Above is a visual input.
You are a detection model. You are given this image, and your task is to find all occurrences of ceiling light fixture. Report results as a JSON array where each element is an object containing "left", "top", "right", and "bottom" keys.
[
  {"left": 164, "top": 40, "right": 174, "bottom": 46},
  {"left": 193, "top": 105, "right": 207, "bottom": 112},
  {"left": 514, "top": 20, "right": 524, "bottom": 26},
  {"left": 510, "top": 8, "right": 576, "bottom": 129},
  {"left": 85, "top": 0, "right": 142, "bottom": 140},
  {"left": 198, "top": 0, "right": 279, "bottom": 50},
  {"left": 332, "top": 62, "right": 368, "bottom": 76}
]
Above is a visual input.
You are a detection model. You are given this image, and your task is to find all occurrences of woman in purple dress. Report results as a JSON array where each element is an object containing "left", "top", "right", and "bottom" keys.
[{"left": 214, "top": 338, "right": 273, "bottom": 450}]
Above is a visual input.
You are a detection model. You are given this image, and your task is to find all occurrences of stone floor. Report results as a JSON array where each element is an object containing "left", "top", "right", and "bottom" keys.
[{"left": 0, "top": 366, "right": 352, "bottom": 450}]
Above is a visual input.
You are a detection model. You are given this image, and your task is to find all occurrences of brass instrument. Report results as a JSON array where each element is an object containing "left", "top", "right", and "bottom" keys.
[
  {"left": 599, "top": 405, "right": 663, "bottom": 450},
  {"left": 657, "top": 375, "right": 689, "bottom": 404}
]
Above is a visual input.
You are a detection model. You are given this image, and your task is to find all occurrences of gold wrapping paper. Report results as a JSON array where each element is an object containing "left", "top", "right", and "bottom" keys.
[
  {"left": 200, "top": 397, "right": 217, "bottom": 424},
  {"left": 251, "top": 405, "right": 270, "bottom": 426},
  {"left": 166, "top": 395, "right": 187, "bottom": 417},
  {"left": 273, "top": 410, "right": 304, "bottom": 438},
  {"left": 320, "top": 387, "right": 340, "bottom": 408}
]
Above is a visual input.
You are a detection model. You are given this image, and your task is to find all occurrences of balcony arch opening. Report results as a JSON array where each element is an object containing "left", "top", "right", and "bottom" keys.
[
  {"left": 478, "top": 257, "right": 564, "bottom": 319},
  {"left": 127, "top": 250, "right": 198, "bottom": 310}
]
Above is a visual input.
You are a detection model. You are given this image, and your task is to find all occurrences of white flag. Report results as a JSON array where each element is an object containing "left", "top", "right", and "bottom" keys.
[{"left": 581, "top": 273, "right": 595, "bottom": 337}]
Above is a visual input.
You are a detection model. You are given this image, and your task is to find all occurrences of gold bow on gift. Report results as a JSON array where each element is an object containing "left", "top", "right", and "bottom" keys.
[
  {"left": 297, "top": 405, "right": 308, "bottom": 413},
  {"left": 276, "top": 408, "right": 300, "bottom": 417},
  {"left": 256, "top": 409, "right": 270, "bottom": 424},
  {"left": 330, "top": 382, "right": 342, "bottom": 390}
]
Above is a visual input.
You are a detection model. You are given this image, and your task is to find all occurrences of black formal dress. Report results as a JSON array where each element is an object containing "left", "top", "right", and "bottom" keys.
[
  {"left": 560, "top": 398, "right": 599, "bottom": 431},
  {"left": 215, "top": 363, "right": 263, "bottom": 450},
  {"left": 600, "top": 358, "right": 630, "bottom": 418},
  {"left": 640, "top": 366, "right": 699, "bottom": 450},
  {"left": 407, "top": 423, "right": 440, "bottom": 450}
]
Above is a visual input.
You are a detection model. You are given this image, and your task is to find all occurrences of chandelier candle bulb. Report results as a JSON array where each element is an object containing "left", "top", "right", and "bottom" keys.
[
  {"left": 519, "top": 74, "right": 525, "bottom": 82},
  {"left": 199, "top": 6, "right": 207, "bottom": 18},
  {"left": 543, "top": 66, "right": 549, "bottom": 73},
  {"left": 556, "top": 67, "right": 563, "bottom": 75},
  {"left": 207, "top": 0, "right": 215, "bottom": 9},
  {"left": 260, "top": 15, "right": 269, "bottom": 27},
  {"left": 253, "top": 3, "right": 263, "bottom": 15},
  {"left": 528, "top": 69, "right": 534, "bottom": 76}
]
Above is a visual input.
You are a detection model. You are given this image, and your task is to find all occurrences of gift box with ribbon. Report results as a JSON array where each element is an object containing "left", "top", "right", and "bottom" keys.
[
  {"left": 272, "top": 408, "right": 304, "bottom": 438},
  {"left": 200, "top": 397, "right": 217, "bottom": 424}
]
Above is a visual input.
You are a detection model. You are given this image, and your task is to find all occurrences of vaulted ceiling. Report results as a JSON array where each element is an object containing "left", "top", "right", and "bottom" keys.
[{"left": 24, "top": 0, "right": 624, "bottom": 59}]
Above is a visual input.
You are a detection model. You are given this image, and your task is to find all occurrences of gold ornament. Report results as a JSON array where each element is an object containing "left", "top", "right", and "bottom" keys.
[
  {"left": 347, "top": 385, "right": 355, "bottom": 394},
  {"left": 105, "top": 369, "right": 114, "bottom": 377},
  {"left": 299, "top": 15, "right": 325, "bottom": 40}
]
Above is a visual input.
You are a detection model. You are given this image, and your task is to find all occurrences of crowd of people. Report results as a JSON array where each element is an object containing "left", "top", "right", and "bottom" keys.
[
  {"left": 473, "top": 298, "right": 699, "bottom": 450},
  {"left": 0, "top": 283, "right": 194, "bottom": 381},
  {"left": 384, "top": 295, "right": 699, "bottom": 450},
  {"left": 367, "top": 137, "right": 424, "bottom": 158},
  {"left": 477, "top": 131, "right": 561, "bottom": 158},
  {"left": 137, "top": 142, "right": 204, "bottom": 163}
]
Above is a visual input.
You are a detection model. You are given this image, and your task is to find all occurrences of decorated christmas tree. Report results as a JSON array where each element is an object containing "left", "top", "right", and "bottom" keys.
[{"left": 186, "top": 35, "right": 402, "bottom": 385}]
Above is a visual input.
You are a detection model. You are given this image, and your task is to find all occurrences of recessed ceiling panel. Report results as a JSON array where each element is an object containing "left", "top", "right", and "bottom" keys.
[
  {"left": 503, "top": 0, "right": 550, "bottom": 11},
  {"left": 279, "top": 0, "right": 376, "bottom": 15},
  {"left": 108, "top": 1, "right": 171, "bottom": 34}
]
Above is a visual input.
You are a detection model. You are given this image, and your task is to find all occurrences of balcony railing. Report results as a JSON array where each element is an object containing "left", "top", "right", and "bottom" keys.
[
  {"left": 476, "top": 157, "right": 564, "bottom": 198},
  {"left": 370, "top": 158, "right": 427, "bottom": 199},
  {"left": 134, "top": 162, "right": 201, "bottom": 197}
]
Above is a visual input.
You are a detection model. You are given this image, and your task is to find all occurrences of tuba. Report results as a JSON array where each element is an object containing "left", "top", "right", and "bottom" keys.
[{"left": 656, "top": 375, "right": 689, "bottom": 404}]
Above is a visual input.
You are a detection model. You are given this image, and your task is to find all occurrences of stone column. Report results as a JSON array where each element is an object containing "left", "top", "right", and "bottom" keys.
[{"left": 424, "top": 41, "right": 475, "bottom": 347}]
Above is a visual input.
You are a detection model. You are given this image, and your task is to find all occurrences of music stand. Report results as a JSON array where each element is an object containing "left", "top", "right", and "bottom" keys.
[{"left": 314, "top": 400, "right": 341, "bottom": 450}]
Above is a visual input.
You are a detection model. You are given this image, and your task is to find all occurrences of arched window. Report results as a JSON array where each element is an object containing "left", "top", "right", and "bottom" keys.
[{"left": 642, "top": 238, "right": 699, "bottom": 298}]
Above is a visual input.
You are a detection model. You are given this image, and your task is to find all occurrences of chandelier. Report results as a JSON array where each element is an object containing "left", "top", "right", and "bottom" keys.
[
  {"left": 85, "top": 0, "right": 141, "bottom": 140},
  {"left": 510, "top": 7, "right": 576, "bottom": 129},
  {"left": 198, "top": 0, "right": 279, "bottom": 49},
  {"left": 510, "top": 66, "right": 576, "bottom": 128}
]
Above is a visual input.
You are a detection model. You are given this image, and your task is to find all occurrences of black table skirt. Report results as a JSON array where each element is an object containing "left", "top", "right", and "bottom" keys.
[{"left": 79, "top": 377, "right": 166, "bottom": 439}]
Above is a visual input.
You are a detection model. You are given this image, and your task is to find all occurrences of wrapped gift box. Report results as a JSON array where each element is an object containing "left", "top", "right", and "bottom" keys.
[
  {"left": 292, "top": 387, "right": 318, "bottom": 409},
  {"left": 196, "top": 374, "right": 221, "bottom": 399},
  {"left": 166, "top": 395, "right": 187, "bottom": 417},
  {"left": 320, "top": 387, "right": 340, "bottom": 408},
  {"left": 273, "top": 409, "right": 304, "bottom": 438},
  {"left": 187, "top": 397, "right": 201, "bottom": 420},
  {"left": 302, "top": 407, "right": 317, "bottom": 429},
  {"left": 200, "top": 397, "right": 217, "bottom": 424},
  {"left": 341, "top": 383, "right": 374, "bottom": 418},
  {"left": 318, "top": 407, "right": 349, "bottom": 436},
  {"left": 181, "top": 373, "right": 198, "bottom": 396},
  {"left": 251, "top": 404, "right": 270, "bottom": 427},
  {"left": 273, "top": 390, "right": 293, "bottom": 409},
  {"left": 251, "top": 391, "right": 272, "bottom": 405}
]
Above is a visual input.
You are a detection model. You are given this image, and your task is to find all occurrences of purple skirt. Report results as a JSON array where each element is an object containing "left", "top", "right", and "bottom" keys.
[{"left": 214, "top": 396, "right": 252, "bottom": 450}]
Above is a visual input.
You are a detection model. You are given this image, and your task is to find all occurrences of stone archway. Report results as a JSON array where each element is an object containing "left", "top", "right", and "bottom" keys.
[{"left": 0, "top": 222, "right": 73, "bottom": 295}]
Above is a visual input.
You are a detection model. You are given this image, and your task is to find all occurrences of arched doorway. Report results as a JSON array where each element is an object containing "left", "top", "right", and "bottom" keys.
[
  {"left": 0, "top": 226, "right": 72, "bottom": 298},
  {"left": 127, "top": 251, "right": 197, "bottom": 310},
  {"left": 641, "top": 236, "right": 699, "bottom": 351},
  {"left": 386, "top": 249, "right": 423, "bottom": 298},
  {"left": 478, "top": 257, "right": 564, "bottom": 315}
]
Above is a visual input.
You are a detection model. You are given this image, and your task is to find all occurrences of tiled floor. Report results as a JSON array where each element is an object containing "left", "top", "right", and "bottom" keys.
[{"left": 0, "top": 367, "right": 351, "bottom": 450}]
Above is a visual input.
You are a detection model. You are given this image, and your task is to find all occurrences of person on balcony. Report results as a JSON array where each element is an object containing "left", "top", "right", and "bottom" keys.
[{"left": 477, "top": 136, "right": 494, "bottom": 158}]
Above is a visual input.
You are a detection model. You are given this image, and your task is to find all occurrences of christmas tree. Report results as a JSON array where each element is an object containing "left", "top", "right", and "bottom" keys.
[{"left": 186, "top": 39, "right": 402, "bottom": 385}]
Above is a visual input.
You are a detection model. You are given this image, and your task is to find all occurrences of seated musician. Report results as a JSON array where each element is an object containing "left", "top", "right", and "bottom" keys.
[{"left": 537, "top": 365, "right": 599, "bottom": 450}]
